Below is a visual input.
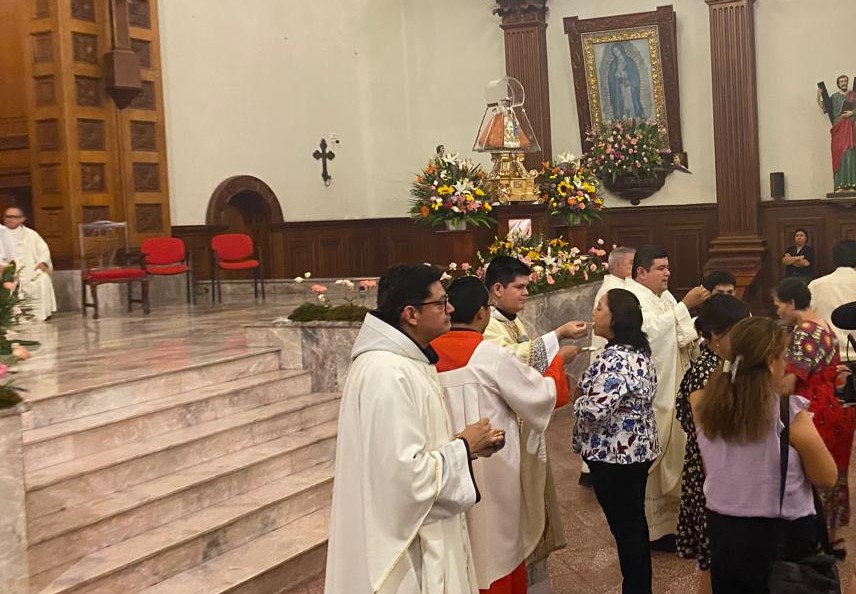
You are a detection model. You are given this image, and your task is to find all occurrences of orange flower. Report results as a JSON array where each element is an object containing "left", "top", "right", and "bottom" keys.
[{"left": 420, "top": 205, "right": 429, "bottom": 218}]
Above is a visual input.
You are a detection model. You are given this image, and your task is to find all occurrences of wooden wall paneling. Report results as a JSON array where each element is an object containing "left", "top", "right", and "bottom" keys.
[
  {"left": 282, "top": 235, "right": 317, "bottom": 278},
  {"left": 318, "top": 236, "right": 346, "bottom": 277}
]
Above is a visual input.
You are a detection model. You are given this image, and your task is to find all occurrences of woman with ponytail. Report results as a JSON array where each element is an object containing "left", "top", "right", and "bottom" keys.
[{"left": 692, "top": 317, "right": 836, "bottom": 593}]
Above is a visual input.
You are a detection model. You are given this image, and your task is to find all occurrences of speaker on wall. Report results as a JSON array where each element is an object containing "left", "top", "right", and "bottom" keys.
[{"left": 770, "top": 172, "right": 785, "bottom": 199}]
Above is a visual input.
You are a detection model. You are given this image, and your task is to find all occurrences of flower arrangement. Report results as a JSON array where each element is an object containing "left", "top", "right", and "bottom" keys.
[
  {"left": 289, "top": 272, "right": 375, "bottom": 322},
  {"left": 409, "top": 151, "right": 496, "bottom": 228},
  {"left": 536, "top": 152, "right": 604, "bottom": 226},
  {"left": 0, "top": 262, "right": 39, "bottom": 408},
  {"left": 584, "top": 119, "right": 665, "bottom": 185},
  {"left": 445, "top": 232, "right": 607, "bottom": 295}
]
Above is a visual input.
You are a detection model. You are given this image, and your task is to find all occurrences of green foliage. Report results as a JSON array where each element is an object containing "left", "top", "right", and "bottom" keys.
[
  {"left": 0, "top": 262, "right": 40, "bottom": 409},
  {"left": 288, "top": 303, "right": 370, "bottom": 322}
]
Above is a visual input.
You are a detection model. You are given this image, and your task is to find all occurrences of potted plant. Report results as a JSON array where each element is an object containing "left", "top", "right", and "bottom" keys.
[
  {"left": 585, "top": 119, "right": 667, "bottom": 205},
  {"left": 536, "top": 152, "right": 604, "bottom": 227},
  {"left": 409, "top": 151, "right": 496, "bottom": 231}
]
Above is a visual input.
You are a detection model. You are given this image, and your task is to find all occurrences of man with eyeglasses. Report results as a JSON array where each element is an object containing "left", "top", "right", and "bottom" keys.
[
  {"left": 2, "top": 207, "right": 56, "bottom": 321},
  {"left": 325, "top": 264, "right": 506, "bottom": 594}
]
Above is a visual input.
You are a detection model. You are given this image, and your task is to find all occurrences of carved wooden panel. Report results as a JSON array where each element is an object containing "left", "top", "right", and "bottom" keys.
[
  {"left": 130, "top": 120, "right": 156, "bottom": 151},
  {"left": 39, "top": 164, "right": 60, "bottom": 193},
  {"left": 80, "top": 163, "right": 106, "bottom": 192},
  {"left": 32, "top": 32, "right": 52, "bottom": 63},
  {"left": 36, "top": 119, "right": 59, "bottom": 150},
  {"left": 72, "top": 32, "right": 98, "bottom": 64},
  {"left": 318, "top": 238, "right": 346, "bottom": 275},
  {"left": 129, "top": 81, "right": 155, "bottom": 109},
  {"left": 130, "top": 38, "right": 151, "bottom": 69},
  {"left": 40, "top": 207, "right": 63, "bottom": 237},
  {"left": 283, "top": 238, "right": 316, "bottom": 277},
  {"left": 128, "top": 0, "right": 151, "bottom": 29},
  {"left": 34, "top": 76, "right": 55, "bottom": 106},
  {"left": 71, "top": 0, "right": 95, "bottom": 21},
  {"left": 82, "top": 205, "right": 110, "bottom": 223},
  {"left": 78, "top": 119, "right": 105, "bottom": 151},
  {"left": 132, "top": 162, "right": 160, "bottom": 192},
  {"left": 135, "top": 204, "right": 162, "bottom": 232},
  {"left": 34, "top": 0, "right": 49, "bottom": 19},
  {"left": 75, "top": 76, "right": 101, "bottom": 107}
]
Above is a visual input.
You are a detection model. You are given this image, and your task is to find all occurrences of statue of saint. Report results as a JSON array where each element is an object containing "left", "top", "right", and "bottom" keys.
[{"left": 818, "top": 75, "right": 856, "bottom": 192}]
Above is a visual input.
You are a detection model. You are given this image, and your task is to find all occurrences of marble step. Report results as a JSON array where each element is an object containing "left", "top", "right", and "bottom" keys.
[
  {"left": 28, "top": 420, "right": 338, "bottom": 579},
  {"left": 24, "top": 369, "right": 313, "bottom": 472},
  {"left": 137, "top": 507, "right": 329, "bottom": 594},
  {"left": 34, "top": 463, "right": 334, "bottom": 594},
  {"left": 27, "top": 393, "right": 341, "bottom": 519},
  {"left": 24, "top": 348, "right": 283, "bottom": 430}
]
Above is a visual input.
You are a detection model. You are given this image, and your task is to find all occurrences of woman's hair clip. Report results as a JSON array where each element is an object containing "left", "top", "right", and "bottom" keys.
[{"left": 729, "top": 355, "right": 744, "bottom": 384}]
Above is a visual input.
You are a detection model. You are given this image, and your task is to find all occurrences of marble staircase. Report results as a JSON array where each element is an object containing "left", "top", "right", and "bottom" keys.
[{"left": 24, "top": 346, "right": 338, "bottom": 594}]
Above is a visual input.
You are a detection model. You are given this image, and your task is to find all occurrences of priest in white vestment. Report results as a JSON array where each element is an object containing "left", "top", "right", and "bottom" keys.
[
  {"left": 325, "top": 265, "right": 505, "bottom": 594},
  {"left": 432, "top": 277, "right": 558, "bottom": 593},
  {"left": 591, "top": 248, "right": 636, "bottom": 351},
  {"left": 624, "top": 246, "right": 709, "bottom": 543},
  {"left": 3, "top": 208, "right": 57, "bottom": 321}
]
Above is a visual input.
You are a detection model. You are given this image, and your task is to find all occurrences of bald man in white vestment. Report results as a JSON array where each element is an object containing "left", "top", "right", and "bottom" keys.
[
  {"left": 3, "top": 208, "right": 57, "bottom": 321},
  {"left": 324, "top": 265, "right": 505, "bottom": 594}
]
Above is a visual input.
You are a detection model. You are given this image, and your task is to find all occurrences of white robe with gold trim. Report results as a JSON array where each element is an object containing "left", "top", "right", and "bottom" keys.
[
  {"left": 324, "top": 313, "right": 478, "bottom": 594},
  {"left": 6, "top": 225, "right": 56, "bottom": 321},
  {"left": 625, "top": 279, "right": 695, "bottom": 540}
]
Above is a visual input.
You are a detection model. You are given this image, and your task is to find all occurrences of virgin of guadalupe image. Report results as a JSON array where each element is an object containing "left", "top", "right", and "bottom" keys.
[{"left": 607, "top": 42, "right": 646, "bottom": 120}]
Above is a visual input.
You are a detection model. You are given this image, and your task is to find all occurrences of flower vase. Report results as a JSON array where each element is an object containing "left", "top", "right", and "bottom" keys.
[
  {"left": 444, "top": 219, "right": 467, "bottom": 232},
  {"left": 604, "top": 171, "right": 667, "bottom": 205}
]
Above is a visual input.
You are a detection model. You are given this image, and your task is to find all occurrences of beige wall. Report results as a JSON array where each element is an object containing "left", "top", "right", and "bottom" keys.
[
  {"left": 157, "top": 0, "right": 503, "bottom": 225},
  {"left": 159, "top": 0, "right": 855, "bottom": 224}
]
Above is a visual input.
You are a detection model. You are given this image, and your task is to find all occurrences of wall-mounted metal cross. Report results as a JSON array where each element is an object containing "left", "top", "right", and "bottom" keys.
[{"left": 312, "top": 139, "right": 335, "bottom": 187}]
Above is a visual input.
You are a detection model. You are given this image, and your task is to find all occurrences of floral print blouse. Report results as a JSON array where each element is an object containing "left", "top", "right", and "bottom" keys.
[{"left": 573, "top": 344, "right": 660, "bottom": 464}]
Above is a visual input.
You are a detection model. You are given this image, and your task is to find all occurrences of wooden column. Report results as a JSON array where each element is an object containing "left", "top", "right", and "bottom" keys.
[
  {"left": 493, "top": 0, "right": 552, "bottom": 169},
  {"left": 703, "top": 0, "right": 765, "bottom": 292}
]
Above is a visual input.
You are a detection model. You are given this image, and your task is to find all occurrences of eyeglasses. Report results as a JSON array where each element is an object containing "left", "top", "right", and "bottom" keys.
[
  {"left": 410, "top": 295, "right": 449, "bottom": 309},
  {"left": 3, "top": 215, "right": 23, "bottom": 219}
]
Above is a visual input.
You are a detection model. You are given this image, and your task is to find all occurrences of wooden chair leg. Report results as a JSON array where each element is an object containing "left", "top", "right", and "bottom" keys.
[
  {"left": 90, "top": 284, "right": 100, "bottom": 320},
  {"left": 142, "top": 279, "right": 150, "bottom": 314}
]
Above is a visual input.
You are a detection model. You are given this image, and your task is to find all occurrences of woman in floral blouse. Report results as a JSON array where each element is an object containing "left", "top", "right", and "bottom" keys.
[
  {"left": 675, "top": 295, "right": 749, "bottom": 592},
  {"left": 775, "top": 276, "right": 855, "bottom": 555},
  {"left": 574, "top": 288, "right": 658, "bottom": 594}
]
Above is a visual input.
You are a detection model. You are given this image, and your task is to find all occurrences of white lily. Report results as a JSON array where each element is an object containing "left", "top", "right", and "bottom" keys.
[
  {"left": 454, "top": 180, "right": 473, "bottom": 194},
  {"left": 556, "top": 151, "right": 576, "bottom": 164}
]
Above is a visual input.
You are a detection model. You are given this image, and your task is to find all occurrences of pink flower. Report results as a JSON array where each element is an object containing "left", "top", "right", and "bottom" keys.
[
  {"left": 2, "top": 282, "right": 15, "bottom": 291},
  {"left": 461, "top": 263, "right": 472, "bottom": 271},
  {"left": 359, "top": 279, "right": 377, "bottom": 288},
  {"left": 11, "top": 345, "right": 30, "bottom": 361},
  {"left": 310, "top": 284, "right": 328, "bottom": 293},
  {"left": 546, "top": 274, "right": 556, "bottom": 285},
  {"left": 530, "top": 272, "right": 539, "bottom": 282},
  {"left": 0, "top": 364, "right": 7, "bottom": 379}
]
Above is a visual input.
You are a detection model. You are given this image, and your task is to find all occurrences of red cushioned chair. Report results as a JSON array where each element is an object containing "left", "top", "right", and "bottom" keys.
[
  {"left": 141, "top": 237, "right": 195, "bottom": 304},
  {"left": 79, "top": 220, "right": 150, "bottom": 319},
  {"left": 210, "top": 233, "right": 265, "bottom": 303}
]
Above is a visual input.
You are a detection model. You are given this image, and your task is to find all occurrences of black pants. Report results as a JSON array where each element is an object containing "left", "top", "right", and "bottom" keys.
[
  {"left": 586, "top": 459, "right": 654, "bottom": 594},
  {"left": 706, "top": 511, "right": 818, "bottom": 594}
]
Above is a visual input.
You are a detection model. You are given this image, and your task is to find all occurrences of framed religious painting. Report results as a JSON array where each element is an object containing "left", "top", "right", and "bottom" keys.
[{"left": 564, "top": 5, "right": 686, "bottom": 167}]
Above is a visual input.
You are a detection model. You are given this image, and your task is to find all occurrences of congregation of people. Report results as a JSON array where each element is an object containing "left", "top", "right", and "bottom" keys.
[{"left": 324, "top": 230, "right": 856, "bottom": 594}]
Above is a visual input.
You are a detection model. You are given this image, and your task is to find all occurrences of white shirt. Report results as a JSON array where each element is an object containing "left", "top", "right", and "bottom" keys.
[
  {"left": 809, "top": 267, "right": 856, "bottom": 360},
  {"left": 591, "top": 274, "right": 628, "bottom": 350}
]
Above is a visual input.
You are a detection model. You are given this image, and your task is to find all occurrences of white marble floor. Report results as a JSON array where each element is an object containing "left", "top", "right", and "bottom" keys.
[{"left": 15, "top": 297, "right": 308, "bottom": 402}]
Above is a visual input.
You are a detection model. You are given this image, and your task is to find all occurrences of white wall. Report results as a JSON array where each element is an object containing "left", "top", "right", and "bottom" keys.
[
  {"left": 158, "top": 0, "right": 504, "bottom": 225},
  {"left": 547, "top": 0, "right": 716, "bottom": 208},
  {"left": 159, "top": 0, "right": 855, "bottom": 224},
  {"left": 756, "top": 0, "right": 856, "bottom": 199}
]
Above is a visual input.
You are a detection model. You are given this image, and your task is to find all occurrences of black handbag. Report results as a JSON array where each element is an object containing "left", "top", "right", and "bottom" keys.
[
  {"left": 767, "top": 396, "right": 841, "bottom": 593},
  {"left": 837, "top": 336, "right": 856, "bottom": 405}
]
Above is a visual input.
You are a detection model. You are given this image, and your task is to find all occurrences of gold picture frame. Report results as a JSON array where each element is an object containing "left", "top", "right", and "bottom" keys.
[{"left": 564, "top": 6, "right": 686, "bottom": 164}]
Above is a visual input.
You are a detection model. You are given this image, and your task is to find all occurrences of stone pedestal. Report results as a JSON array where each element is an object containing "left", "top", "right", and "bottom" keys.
[
  {"left": 0, "top": 404, "right": 29, "bottom": 594},
  {"left": 245, "top": 320, "right": 361, "bottom": 392}
]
